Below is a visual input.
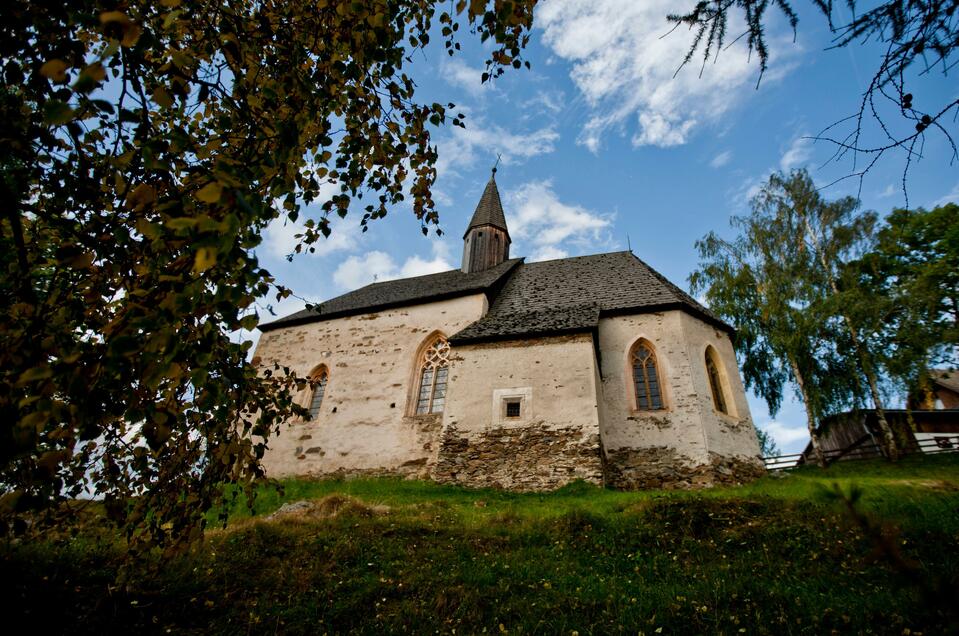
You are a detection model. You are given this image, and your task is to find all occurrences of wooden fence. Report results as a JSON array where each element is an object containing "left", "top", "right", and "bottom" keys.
[{"left": 762, "top": 434, "right": 959, "bottom": 471}]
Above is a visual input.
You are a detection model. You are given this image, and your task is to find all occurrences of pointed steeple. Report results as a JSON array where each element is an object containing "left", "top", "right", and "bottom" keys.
[
  {"left": 463, "top": 169, "right": 510, "bottom": 240},
  {"left": 462, "top": 168, "right": 511, "bottom": 273}
]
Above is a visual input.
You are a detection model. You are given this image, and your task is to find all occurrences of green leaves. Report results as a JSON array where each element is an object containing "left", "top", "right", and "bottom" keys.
[
  {"left": 195, "top": 182, "right": 223, "bottom": 203},
  {"left": 43, "top": 100, "right": 74, "bottom": 125},
  {"left": 848, "top": 203, "right": 959, "bottom": 393},
  {"left": 2, "top": 0, "right": 537, "bottom": 563}
]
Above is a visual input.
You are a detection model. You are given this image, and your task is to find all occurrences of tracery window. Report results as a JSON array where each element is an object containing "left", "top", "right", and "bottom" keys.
[
  {"left": 415, "top": 336, "right": 450, "bottom": 415},
  {"left": 307, "top": 366, "right": 328, "bottom": 420},
  {"left": 705, "top": 348, "right": 728, "bottom": 414},
  {"left": 631, "top": 341, "right": 664, "bottom": 410}
]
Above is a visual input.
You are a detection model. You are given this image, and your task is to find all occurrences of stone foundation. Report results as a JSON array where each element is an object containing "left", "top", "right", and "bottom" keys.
[
  {"left": 299, "top": 459, "right": 432, "bottom": 481},
  {"left": 605, "top": 446, "right": 766, "bottom": 490},
  {"left": 431, "top": 422, "right": 605, "bottom": 491}
]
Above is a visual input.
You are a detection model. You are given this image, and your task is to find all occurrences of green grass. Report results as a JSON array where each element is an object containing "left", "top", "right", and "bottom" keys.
[{"left": 4, "top": 454, "right": 959, "bottom": 634}]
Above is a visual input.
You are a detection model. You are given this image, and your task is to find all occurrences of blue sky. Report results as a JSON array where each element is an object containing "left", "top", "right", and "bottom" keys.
[{"left": 251, "top": 1, "right": 958, "bottom": 455}]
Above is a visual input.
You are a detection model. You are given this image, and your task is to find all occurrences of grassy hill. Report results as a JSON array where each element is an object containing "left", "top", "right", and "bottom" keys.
[{"left": 4, "top": 455, "right": 959, "bottom": 634}]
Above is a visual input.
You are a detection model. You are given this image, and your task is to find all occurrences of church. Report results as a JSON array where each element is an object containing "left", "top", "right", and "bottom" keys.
[{"left": 253, "top": 172, "right": 764, "bottom": 490}]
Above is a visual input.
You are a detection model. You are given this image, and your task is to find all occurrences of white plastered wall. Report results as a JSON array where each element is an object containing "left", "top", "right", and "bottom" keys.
[
  {"left": 596, "top": 310, "right": 760, "bottom": 464},
  {"left": 251, "top": 293, "right": 488, "bottom": 477},
  {"left": 442, "top": 334, "right": 601, "bottom": 438},
  {"left": 676, "top": 311, "right": 760, "bottom": 459}
]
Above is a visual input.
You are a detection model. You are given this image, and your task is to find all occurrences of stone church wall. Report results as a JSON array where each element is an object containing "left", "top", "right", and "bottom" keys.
[
  {"left": 252, "top": 294, "right": 488, "bottom": 478},
  {"left": 676, "top": 312, "right": 763, "bottom": 471},
  {"left": 432, "top": 333, "right": 605, "bottom": 490},
  {"left": 596, "top": 311, "right": 763, "bottom": 489}
]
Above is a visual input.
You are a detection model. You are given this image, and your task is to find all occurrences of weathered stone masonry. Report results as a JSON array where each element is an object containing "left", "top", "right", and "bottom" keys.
[{"left": 432, "top": 423, "right": 604, "bottom": 490}]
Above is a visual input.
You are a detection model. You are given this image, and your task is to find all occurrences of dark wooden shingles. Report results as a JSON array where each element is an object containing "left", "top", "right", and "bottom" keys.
[
  {"left": 451, "top": 251, "right": 729, "bottom": 343},
  {"left": 463, "top": 175, "right": 509, "bottom": 239},
  {"left": 259, "top": 257, "right": 522, "bottom": 331}
]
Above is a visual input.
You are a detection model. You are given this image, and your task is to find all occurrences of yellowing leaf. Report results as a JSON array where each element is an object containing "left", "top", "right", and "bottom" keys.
[
  {"left": 99, "top": 11, "right": 130, "bottom": 26},
  {"left": 20, "top": 411, "right": 49, "bottom": 432},
  {"left": 85, "top": 63, "right": 106, "bottom": 82},
  {"left": 160, "top": 0, "right": 183, "bottom": 6},
  {"left": 196, "top": 182, "right": 223, "bottom": 203},
  {"left": 121, "top": 23, "right": 142, "bottom": 47},
  {"left": 100, "top": 11, "right": 141, "bottom": 47},
  {"left": 17, "top": 366, "right": 54, "bottom": 386},
  {"left": 166, "top": 217, "right": 198, "bottom": 231},
  {"left": 153, "top": 86, "right": 174, "bottom": 108},
  {"left": 127, "top": 183, "right": 157, "bottom": 211},
  {"left": 68, "top": 251, "right": 96, "bottom": 269},
  {"left": 40, "top": 59, "right": 68, "bottom": 83},
  {"left": 193, "top": 247, "right": 217, "bottom": 273}
]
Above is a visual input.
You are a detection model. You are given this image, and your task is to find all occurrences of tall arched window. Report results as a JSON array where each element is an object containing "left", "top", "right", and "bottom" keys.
[
  {"left": 631, "top": 340, "right": 664, "bottom": 410},
  {"left": 705, "top": 347, "right": 728, "bottom": 414},
  {"left": 415, "top": 336, "right": 450, "bottom": 415},
  {"left": 307, "top": 366, "right": 328, "bottom": 420}
]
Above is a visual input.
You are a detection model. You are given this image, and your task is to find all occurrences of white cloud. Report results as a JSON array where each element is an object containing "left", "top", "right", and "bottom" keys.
[
  {"left": 261, "top": 213, "right": 361, "bottom": 260},
  {"left": 532, "top": 245, "right": 569, "bottom": 261},
  {"left": 877, "top": 183, "right": 897, "bottom": 198},
  {"left": 524, "top": 90, "right": 565, "bottom": 115},
  {"left": 780, "top": 134, "right": 813, "bottom": 171},
  {"left": 537, "top": 0, "right": 798, "bottom": 150},
  {"left": 506, "top": 180, "right": 614, "bottom": 261},
  {"left": 333, "top": 251, "right": 396, "bottom": 289},
  {"left": 710, "top": 150, "right": 733, "bottom": 168},
  {"left": 440, "top": 59, "right": 495, "bottom": 98},
  {"left": 762, "top": 420, "right": 810, "bottom": 447},
  {"left": 437, "top": 118, "right": 559, "bottom": 176},
  {"left": 931, "top": 181, "right": 959, "bottom": 207},
  {"left": 332, "top": 241, "right": 455, "bottom": 290}
]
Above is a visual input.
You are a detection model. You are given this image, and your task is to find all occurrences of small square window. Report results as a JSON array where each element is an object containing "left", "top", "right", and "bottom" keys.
[{"left": 505, "top": 400, "right": 521, "bottom": 418}]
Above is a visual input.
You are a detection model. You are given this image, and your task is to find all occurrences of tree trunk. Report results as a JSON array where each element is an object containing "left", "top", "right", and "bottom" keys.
[
  {"left": 801, "top": 215, "right": 900, "bottom": 461},
  {"left": 789, "top": 356, "right": 826, "bottom": 468},
  {"left": 842, "top": 314, "right": 900, "bottom": 461}
]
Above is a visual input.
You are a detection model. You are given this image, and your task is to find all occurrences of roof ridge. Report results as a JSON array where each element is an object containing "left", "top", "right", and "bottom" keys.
[
  {"left": 521, "top": 249, "right": 632, "bottom": 265},
  {"left": 259, "top": 257, "right": 522, "bottom": 332},
  {"left": 359, "top": 257, "right": 522, "bottom": 288}
]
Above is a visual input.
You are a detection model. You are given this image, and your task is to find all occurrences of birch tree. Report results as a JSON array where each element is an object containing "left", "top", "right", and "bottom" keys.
[
  {"left": 691, "top": 193, "right": 861, "bottom": 467},
  {"left": 754, "top": 171, "right": 900, "bottom": 459}
]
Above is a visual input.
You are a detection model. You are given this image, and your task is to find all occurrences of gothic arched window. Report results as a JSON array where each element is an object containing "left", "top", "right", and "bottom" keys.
[
  {"left": 631, "top": 340, "right": 664, "bottom": 410},
  {"left": 307, "top": 366, "right": 328, "bottom": 420},
  {"left": 415, "top": 336, "right": 450, "bottom": 415},
  {"left": 705, "top": 347, "right": 728, "bottom": 414}
]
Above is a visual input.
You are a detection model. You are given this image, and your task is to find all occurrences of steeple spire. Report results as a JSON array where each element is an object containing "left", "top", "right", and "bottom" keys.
[
  {"left": 463, "top": 170, "right": 509, "bottom": 240},
  {"left": 461, "top": 170, "right": 511, "bottom": 273}
]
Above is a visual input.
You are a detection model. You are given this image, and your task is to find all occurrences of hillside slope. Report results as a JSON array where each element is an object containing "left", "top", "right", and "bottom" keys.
[{"left": 4, "top": 455, "right": 959, "bottom": 634}]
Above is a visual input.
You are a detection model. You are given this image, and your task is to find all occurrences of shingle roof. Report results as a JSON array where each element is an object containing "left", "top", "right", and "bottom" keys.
[
  {"left": 259, "top": 257, "right": 522, "bottom": 332},
  {"left": 463, "top": 173, "right": 509, "bottom": 239},
  {"left": 450, "top": 251, "right": 730, "bottom": 343},
  {"left": 260, "top": 249, "right": 729, "bottom": 340},
  {"left": 448, "top": 304, "right": 601, "bottom": 342},
  {"left": 932, "top": 370, "right": 959, "bottom": 394}
]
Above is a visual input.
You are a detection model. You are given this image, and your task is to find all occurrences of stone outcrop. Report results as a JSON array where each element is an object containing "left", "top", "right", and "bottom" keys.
[{"left": 432, "top": 422, "right": 604, "bottom": 491}]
